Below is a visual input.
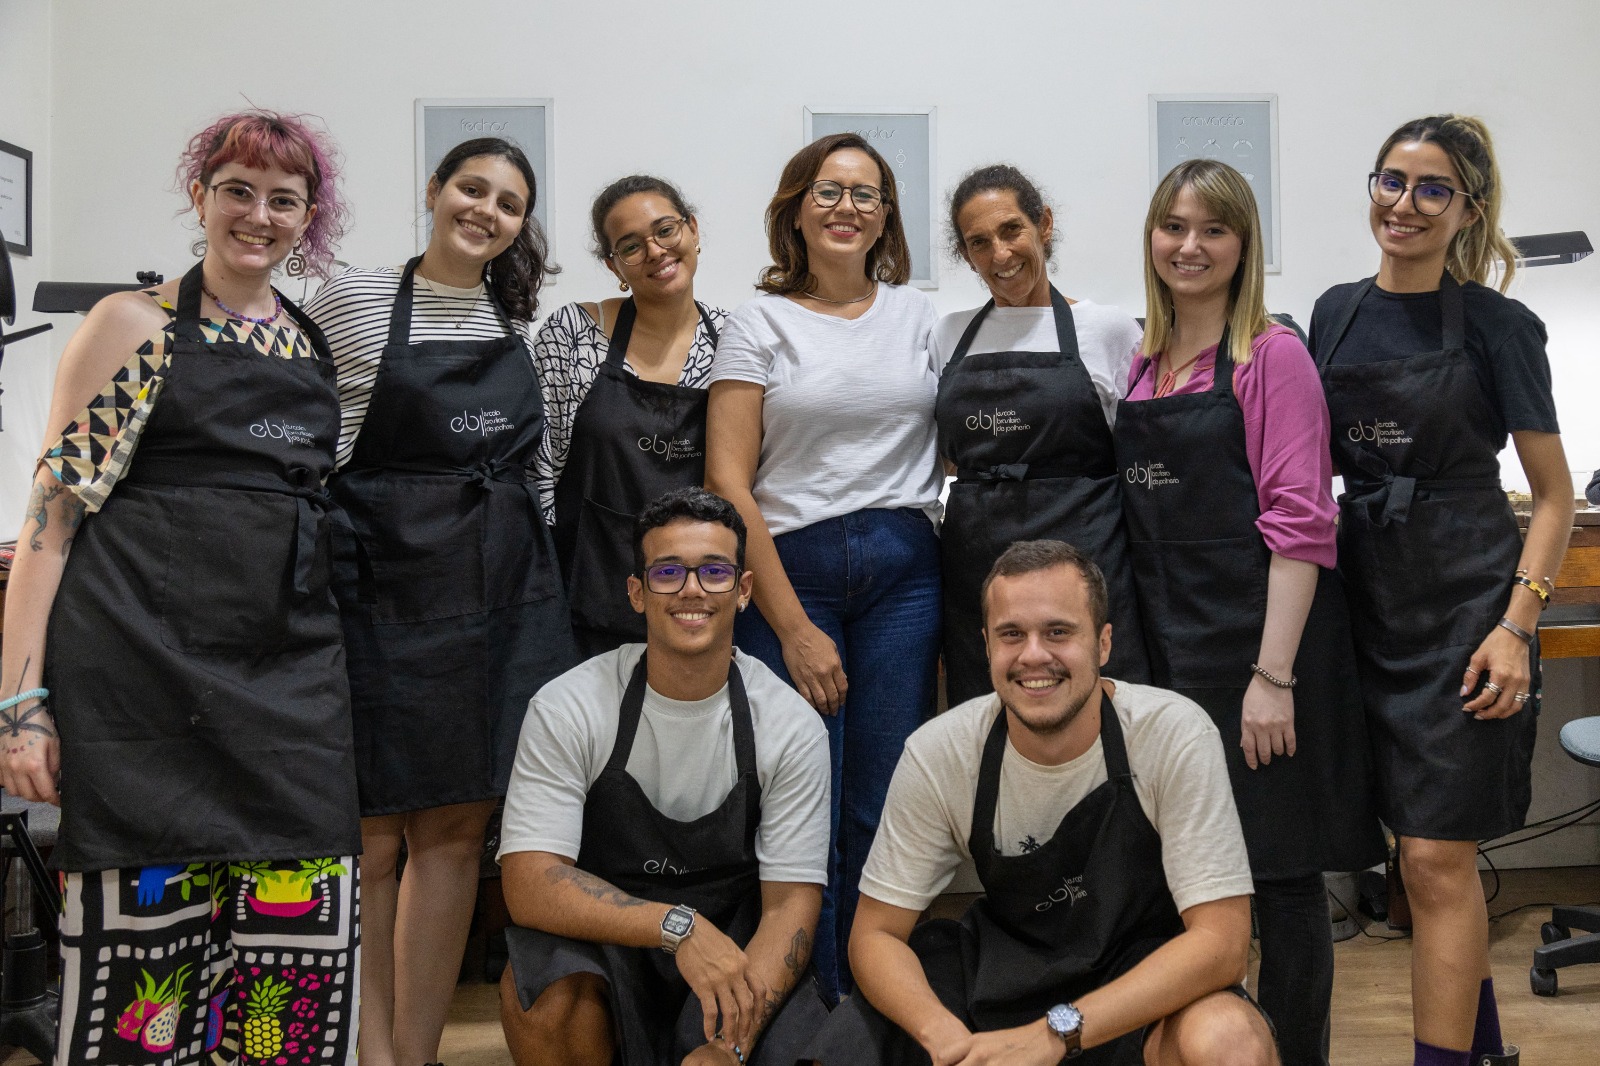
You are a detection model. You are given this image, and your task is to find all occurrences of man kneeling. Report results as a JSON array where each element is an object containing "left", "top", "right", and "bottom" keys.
[
  {"left": 808, "top": 541, "right": 1279, "bottom": 1065},
  {"left": 499, "top": 489, "right": 831, "bottom": 1065}
]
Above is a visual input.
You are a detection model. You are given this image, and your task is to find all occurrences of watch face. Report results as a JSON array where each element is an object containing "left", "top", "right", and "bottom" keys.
[
  {"left": 1047, "top": 1003, "right": 1082, "bottom": 1035},
  {"left": 663, "top": 910, "right": 693, "bottom": 936}
]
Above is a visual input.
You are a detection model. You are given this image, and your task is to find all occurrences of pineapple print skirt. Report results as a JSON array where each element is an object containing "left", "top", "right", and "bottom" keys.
[{"left": 55, "top": 857, "right": 359, "bottom": 1066}]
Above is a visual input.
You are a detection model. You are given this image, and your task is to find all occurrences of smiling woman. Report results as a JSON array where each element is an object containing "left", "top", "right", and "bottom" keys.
[{"left": 304, "top": 136, "right": 576, "bottom": 1066}]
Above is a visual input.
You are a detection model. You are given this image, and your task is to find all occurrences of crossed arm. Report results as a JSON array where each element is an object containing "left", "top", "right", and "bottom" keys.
[
  {"left": 501, "top": 849, "right": 820, "bottom": 1058},
  {"left": 848, "top": 892, "right": 1252, "bottom": 1066}
]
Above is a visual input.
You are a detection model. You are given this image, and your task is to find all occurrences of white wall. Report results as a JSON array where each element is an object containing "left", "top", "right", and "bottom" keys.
[
  {"left": 8, "top": 0, "right": 1600, "bottom": 860},
  {"left": 0, "top": 0, "right": 54, "bottom": 535}
]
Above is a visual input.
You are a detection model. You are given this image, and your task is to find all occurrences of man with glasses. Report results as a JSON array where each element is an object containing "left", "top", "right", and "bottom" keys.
[{"left": 497, "top": 488, "right": 831, "bottom": 1066}]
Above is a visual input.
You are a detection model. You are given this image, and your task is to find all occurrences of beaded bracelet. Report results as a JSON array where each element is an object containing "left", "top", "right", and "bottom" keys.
[
  {"left": 1512, "top": 575, "right": 1552, "bottom": 609},
  {"left": 1250, "top": 664, "right": 1296, "bottom": 689},
  {"left": 0, "top": 688, "right": 48, "bottom": 712}
]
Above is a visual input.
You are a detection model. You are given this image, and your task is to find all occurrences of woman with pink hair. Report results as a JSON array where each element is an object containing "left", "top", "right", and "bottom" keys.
[{"left": 0, "top": 110, "right": 361, "bottom": 1066}]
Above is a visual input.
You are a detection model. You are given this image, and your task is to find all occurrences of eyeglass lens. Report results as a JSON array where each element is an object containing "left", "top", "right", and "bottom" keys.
[
  {"left": 810, "top": 180, "right": 883, "bottom": 213},
  {"left": 645, "top": 562, "right": 740, "bottom": 594},
  {"left": 212, "top": 181, "right": 310, "bottom": 224},
  {"left": 614, "top": 219, "right": 686, "bottom": 265},
  {"left": 1368, "top": 173, "right": 1459, "bottom": 217}
]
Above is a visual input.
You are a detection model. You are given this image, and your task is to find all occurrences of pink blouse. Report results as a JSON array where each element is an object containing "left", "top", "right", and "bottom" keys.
[{"left": 1124, "top": 325, "right": 1337, "bottom": 568}]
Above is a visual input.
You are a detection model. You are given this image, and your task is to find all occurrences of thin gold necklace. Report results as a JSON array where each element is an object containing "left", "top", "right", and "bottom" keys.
[
  {"left": 801, "top": 280, "right": 878, "bottom": 306},
  {"left": 416, "top": 274, "right": 483, "bottom": 329}
]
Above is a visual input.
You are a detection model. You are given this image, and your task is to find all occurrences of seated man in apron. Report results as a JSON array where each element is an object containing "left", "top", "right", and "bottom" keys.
[
  {"left": 807, "top": 540, "right": 1279, "bottom": 1066},
  {"left": 497, "top": 487, "right": 832, "bottom": 1066}
]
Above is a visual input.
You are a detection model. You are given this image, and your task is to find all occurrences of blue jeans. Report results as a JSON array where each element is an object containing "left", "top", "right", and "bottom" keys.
[{"left": 735, "top": 507, "right": 942, "bottom": 1001}]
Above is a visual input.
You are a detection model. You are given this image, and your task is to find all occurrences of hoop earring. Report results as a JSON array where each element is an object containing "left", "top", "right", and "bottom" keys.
[{"left": 286, "top": 243, "right": 307, "bottom": 278}]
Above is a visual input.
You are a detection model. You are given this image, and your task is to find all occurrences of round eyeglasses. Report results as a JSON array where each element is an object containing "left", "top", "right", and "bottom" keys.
[
  {"left": 609, "top": 217, "right": 689, "bottom": 266},
  {"left": 208, "top": 181, "right": 313, "bottom": 226},
  {"left": 1367, "top": 172, "right": 1474, "bottom": 217},
  {"left": 808, "top": 180, "right": 884, "bottom": 213},
  {"left": 642, "top": 562, "right": 742, "bottom": 595}
]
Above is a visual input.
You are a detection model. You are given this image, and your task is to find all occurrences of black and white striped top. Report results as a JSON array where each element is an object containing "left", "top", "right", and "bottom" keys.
[{"left": 303, "top": 265, "right": 538, "bottom": 470}]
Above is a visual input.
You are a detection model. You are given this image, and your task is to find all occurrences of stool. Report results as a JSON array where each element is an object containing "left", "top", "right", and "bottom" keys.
[
  {"left": 1529, "top": 716, "right": 1600, "bottom": 995},
  {"left": 0, "top": 793, "right": 62, "bottom": 1062}
]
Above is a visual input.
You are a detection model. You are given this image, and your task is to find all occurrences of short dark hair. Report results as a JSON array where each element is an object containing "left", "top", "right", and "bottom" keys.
[
  {"left": 981, "top": 540, "right": 1108, "bottom": 632},
  {"left": 947, "top": 163, "right": 1053, "bottom": 261},
  {"left": 590, "top": 174, "right": 696, "bottom": 260},
  {"left": 633, "top": 488, "right": 747, "bottom": 573}
]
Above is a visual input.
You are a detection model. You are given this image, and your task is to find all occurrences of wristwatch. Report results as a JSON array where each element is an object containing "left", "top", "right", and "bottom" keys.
[
  {"left": 660, "top": 904, "right": 696, "bottom": 955},
  {"left": 1045, "top": 1003, "right": 1084, "bottom": 1059}
]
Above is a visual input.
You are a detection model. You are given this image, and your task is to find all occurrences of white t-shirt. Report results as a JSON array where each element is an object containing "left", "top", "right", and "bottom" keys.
[
  {"left": 707, "top": 286, "right": 943, "bottom": 535},
  {"left": 303, "top": 265, "right": 539, "bottom": 469},
  {"left": 860, "top": 682, "right": 1254, "bottom": 915},
  {"left": 929, "top": 301, "right": 1142, "bottom": 427},
  {"left": 499, "top": 645, "right": 831, "bottom": 885}
]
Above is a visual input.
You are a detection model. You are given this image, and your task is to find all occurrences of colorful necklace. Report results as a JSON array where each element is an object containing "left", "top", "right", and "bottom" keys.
[{"left": 203, "top": 285, "right": 282, "bottom": 326}]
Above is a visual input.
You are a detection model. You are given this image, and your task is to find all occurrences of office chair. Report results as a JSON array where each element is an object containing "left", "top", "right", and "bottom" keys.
[{"left": 1530, "top": 715, "right": 1600, "bottom": 995}]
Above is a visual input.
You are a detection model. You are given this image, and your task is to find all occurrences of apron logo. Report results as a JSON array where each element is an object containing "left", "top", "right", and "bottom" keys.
[
  {"left": 1124, "top": 461, "right": 1179, "bottom": 489},
  {"left": 249, "top": 420, "right": 315, "bottom": 448},
  {"left": 965, "top": 408, "right": 1032, "bottom": 435},
  {"left": 643, "top": 856, "right": 694, "bottom": 876},
  {"left": 1035, "top": 874, "right": 1088, "bottom": 912},
  {"left": 1345, "top": 419, "right": 1413, "bottom": 447},
  {"left": 637, "top": 435, "right": 704, "bottom": 462},
  {"left": 451, "top": 409, "right": 513, "bottom": 436}
]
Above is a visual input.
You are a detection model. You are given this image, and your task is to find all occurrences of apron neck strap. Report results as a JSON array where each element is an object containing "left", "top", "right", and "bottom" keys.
[
  {"left": 1439, "top": 271, "right": 1465, "bottom": 351},
  {"left": 946, "top": 286, "right": 1079, "bottom": 372},
  {"left": 1316, "top": 278, "right": 1376, "bottom": 368},
  {"left": 173, "top": 261, "right": 211, "bottom": 343},
  {"left": 948, "top": 299, "right": 997, "bottom": 370},
  {"left": 388, "top": 256, "right": 424, "bottom": 347},
  {"left": 1209, "top": 323, "right": 1237, "bottom": 395},
  {"left": 606, "top": 653, "right": 755, "bottom": 778},
  {"left": 605, "top": 300, "right": 721, "bottom": 371},
  {"left": 278, "top": 290, "right": 333, "bottom": 362}
]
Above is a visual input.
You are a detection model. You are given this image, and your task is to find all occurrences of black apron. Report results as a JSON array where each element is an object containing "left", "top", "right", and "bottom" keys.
[
  {"left": 806, "top": 695, "right": 1184, "bottom": 1066},
  {"left": 1316, "top": 275, "right": 1538, "bottom": 840},
  {"left": 1113, "top": 335, "right": 1384, "bottom": 878},
  {"left": 552, "top": 299, "right": 718, "bottom": 657},
  {"left": 936, "top": 290, "right": 1150, "bottom": 705},
  {"left": 505, "top": 654, "right": 827, "bottom": 1065},
  {"left": 329, "top": 257, "right": 575, "bottom": 815},
  {"left": 47, "top": 261, "right": 360, "bottom": 872}
]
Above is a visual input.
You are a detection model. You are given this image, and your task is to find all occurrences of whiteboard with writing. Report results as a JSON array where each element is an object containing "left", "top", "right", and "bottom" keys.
[
  {"left": 1149, "top": 95, "right": 1280, "bottom": 273},
  {"left": 803, "top": 108, "right": 938, "bottom": 288},
  {"left": 415, "top": 99, "right": 553, "bottom": 257}
]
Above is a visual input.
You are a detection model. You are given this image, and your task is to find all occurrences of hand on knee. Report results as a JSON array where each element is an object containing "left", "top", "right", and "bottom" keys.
[
  {"left": 499, "top": 970, "right": 613, "bottom": 1066},
  {"left": 1159, "top": 992, "right": 1278, "bottom": 1066}
]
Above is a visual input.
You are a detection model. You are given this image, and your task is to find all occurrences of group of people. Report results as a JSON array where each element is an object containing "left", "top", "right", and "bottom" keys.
[{"left": 0, "top": 103, "right": 1571, "bottom": 1066}]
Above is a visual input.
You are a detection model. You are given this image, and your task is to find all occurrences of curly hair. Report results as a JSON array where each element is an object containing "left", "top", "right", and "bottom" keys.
[
  {"left": 947, "top": 163, "right": 1053, "bottom": 261},
  {"left": 177, "top": 110, "right": 349, "bottom": 279},
  {"left": 589, "top": 174, "right": 696, "bottom": 260}
]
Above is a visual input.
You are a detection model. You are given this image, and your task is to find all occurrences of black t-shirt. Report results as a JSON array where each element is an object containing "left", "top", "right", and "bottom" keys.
[{"left": 1308, "top": 278, "right": 1560, "bottom": 444}]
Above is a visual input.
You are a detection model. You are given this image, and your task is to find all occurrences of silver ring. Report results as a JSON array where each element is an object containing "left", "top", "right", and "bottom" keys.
[
  {"left": 1463, "top": 667, "right": 1479, "bottom": 676},
  {"left": 1514, "top": 692, "right": 1531, "bottom": 703},
  {"left": 1483, "top": 682, "right": 1503, "bottom": 696}
]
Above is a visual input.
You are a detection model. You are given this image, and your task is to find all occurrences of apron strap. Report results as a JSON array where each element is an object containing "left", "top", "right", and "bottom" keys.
[
  {"left": 605, "top": 654, "right": 753, "bottom": 780},
  {"left": 946, "top": 285, "right": 1080, "bottom": 373},
  {"left": 604, "top": 299, "right": 721, "bottom": 376},
  {"left": 970, "top": 707, "right": 1009, "bottom": 859},
  {"left": 388, "top": 256, "right": 424, "bottom": 347},
  {"left": 1315, "top": 278, "right": 1376, "bottom": 368},
  {"left": 1438, "top": 271, "right": 1465, "bottom": 351},
  {"left": 948, "top": 299, "right": 997, "bottom": 371},
  {"left": 173, "top": 261, "right": 210, "bottom": 344},
  {"left": 727, "top": 662, "right": 761, "bottom": 839},
  {"left": 279, "top": 289, "right": 334, "bottom": 363},
  {"left": 1209, "top": 323, "right": 1237, "bottom": 396}
]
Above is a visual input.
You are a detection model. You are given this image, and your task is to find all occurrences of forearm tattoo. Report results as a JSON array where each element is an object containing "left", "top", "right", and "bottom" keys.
[
  {"left": 545, "top": 864, "right": 648, "bottom": 908},
  {"left": 25, "top": 480, "right": 85, "bottom": 556},
  {"left": 783, "top": 926, "right": 811, "bottom": 977},
  {"left": 4, "top": 658, "right": 55, "bottom": 752}
]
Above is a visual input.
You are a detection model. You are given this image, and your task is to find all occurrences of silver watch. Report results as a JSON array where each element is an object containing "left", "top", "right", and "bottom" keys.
[
  {"left": 660, "top": 904, "right": 696, "bottom": 955},
  {"left": 1046, "top": 1002, "right": 1083, "bottom": 1059}
]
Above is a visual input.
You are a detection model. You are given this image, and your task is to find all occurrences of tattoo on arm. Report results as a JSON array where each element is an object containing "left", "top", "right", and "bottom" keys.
[
  {"left": 25, "top": 481, "right": 78, "bottom": 554},
  {"left": 544, "top": 864, "right": 648, "bottom": 908},
  {"left": 783, "top": 926, "right": 811, "bottom": 977}
]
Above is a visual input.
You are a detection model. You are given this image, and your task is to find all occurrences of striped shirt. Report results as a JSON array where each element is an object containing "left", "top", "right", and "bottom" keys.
[{"left": 302, "top": 265, "right": 538, "bottom": 469}]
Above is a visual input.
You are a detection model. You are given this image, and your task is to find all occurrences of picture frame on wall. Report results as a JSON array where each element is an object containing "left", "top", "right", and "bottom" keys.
[
  {"left": 803, "top": 107, "right": 938, "bottom": 288},
  {"left": 414, "top": 98, "right": 553, "bottom": 258},
  {"left": 1149, "top": 94, "right": 1281, "bottom": 273},
  {"left": 0, "top": 139, "right": 33, "bottom": 257}
]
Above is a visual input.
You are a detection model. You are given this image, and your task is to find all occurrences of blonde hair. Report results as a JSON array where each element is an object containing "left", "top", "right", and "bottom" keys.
[
  {"left": 1141, "top": 159, "right": 1272, "bottom": 366},
  {"left": 1374, "top": 114, "right": 1518, "bottom": 292}
]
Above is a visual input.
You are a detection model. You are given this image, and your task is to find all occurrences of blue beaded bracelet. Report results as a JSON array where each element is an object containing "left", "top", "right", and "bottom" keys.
[{"left": 0, "top": 688, "right": 48, "bottom": 712}]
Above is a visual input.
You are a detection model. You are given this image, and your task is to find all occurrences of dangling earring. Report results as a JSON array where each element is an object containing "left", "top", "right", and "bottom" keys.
[
  {"left": 619, "top": 280, "right": 630, "bottom": 292},
  {"left": 190, "top": 238, "right": 208, "bottom": 257},
  {"left": 286, "top": 242, "right": 307, "bottom": 278}
]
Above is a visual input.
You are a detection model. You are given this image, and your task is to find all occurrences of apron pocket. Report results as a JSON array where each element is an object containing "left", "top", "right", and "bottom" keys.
[
  {"left": 566, "top": 496, "right": 646, "bottom": 637},
  {"left": 159, "top": 489, "right": 305, "bottom": 655},
  {"left": 1133, "top": 535, "right": 1266, "bottom": 689}
]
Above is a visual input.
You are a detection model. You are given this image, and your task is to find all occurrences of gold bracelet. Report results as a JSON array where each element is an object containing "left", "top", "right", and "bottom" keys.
[
  {"left": 1512, "top": 575, "right": 1551, "bottom": 609},
  {"left": 1250, "top": 663, "right": 1297, "bottom": 689}
]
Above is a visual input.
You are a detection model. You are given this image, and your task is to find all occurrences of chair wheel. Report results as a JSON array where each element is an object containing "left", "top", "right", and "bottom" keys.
[
  {"left": 1540, "top": 922, "right": 1570, "bottom": 944},
  {"left": 1530, "top": 966, "right": 1558, "bottom": 996}
]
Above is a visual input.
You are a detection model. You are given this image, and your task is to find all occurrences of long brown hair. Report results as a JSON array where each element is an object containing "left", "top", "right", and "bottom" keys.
[
  {"left": 1373, "top": 114, "right": 1518, "bottom": 292},
  {"left": 757, "top": 133, "right": 911, "bottom": 294},
  {"left": 1141, "top": 159, "right": 1271, "bottom": 366}
]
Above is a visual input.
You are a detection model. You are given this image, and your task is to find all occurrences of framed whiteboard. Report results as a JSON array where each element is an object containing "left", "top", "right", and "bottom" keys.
[
  {"left": 415, "top": 98, "right": 553, "bottom": 258},
  {"left": 0, "top": 139, "right": 32, "bottom": 257},
  {"left": 804, "top": 107, "right": 938, "bottom": 288},
  {"left": 1149, "top": 94, "right": 1280, "bottom": 273}
]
